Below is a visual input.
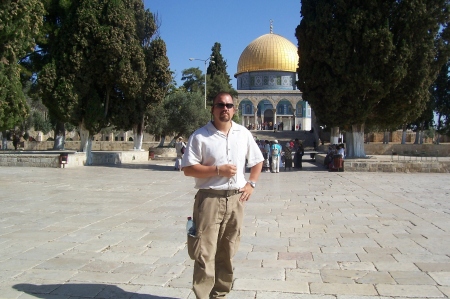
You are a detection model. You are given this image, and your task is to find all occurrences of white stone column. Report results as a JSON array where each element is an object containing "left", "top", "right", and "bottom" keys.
[{"left": 273, "top": 109, "right": 277, "bottom": 129}]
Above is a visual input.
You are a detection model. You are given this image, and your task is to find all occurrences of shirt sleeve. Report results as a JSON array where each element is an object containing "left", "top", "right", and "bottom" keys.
[{"left": 181, "top": 134, "right": 202, "bottom": 168}]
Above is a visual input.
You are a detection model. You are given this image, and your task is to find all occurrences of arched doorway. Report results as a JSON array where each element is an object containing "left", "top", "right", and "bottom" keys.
[{"left": 264, "top": 109, "right": 274, "bottom": 130}]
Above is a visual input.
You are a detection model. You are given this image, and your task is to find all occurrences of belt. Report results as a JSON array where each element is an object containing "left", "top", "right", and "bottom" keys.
[{"left": 198, "top": 189, "right": 241, "bottom": 197}]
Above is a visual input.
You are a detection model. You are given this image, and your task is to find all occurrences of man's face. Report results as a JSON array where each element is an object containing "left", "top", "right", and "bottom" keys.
[{"left": 212, "top": 94, "right": 235, "bottom": 123}]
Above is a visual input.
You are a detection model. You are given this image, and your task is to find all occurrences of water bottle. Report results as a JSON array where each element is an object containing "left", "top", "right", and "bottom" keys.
[{"left": 186, "top": 217, "right": 196, "bottom": 236}]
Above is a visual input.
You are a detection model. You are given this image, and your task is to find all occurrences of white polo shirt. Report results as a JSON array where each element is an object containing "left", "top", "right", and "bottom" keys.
[{"left": 181, "top": 121, "right": 264, "bottom": 190}]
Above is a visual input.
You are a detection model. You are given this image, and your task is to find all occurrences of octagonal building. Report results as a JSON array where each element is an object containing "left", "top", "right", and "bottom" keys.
[{"left": 235, "top": 24, "right": 311, "bottom": 131}]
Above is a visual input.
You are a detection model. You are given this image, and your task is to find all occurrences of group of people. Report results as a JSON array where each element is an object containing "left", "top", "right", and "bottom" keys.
[
  {"left": 256, "top": 138, "right": 305, "bottom": 172},
  {"left": 324, "top": 143, "right": 346, "bottom": 169},
  {"left": 249, "top": 121, "right": 285, "bottom": 131}
]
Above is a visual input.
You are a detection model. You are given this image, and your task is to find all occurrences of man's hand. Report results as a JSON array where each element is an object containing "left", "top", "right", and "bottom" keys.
[
  {"left": 239, "top": 182, "right": 254, "bottom": 202},
  {"left": 217, "top": 164, "right": 237, "bottom": 178}
]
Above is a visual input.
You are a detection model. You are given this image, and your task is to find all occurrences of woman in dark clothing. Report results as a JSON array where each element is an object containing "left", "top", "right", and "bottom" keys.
[
  {"left": 295, "top": 142, "right": 304, "bottom": 169},
  {"left": 283, "top": 142, "right": 293, "bottom": 171}
]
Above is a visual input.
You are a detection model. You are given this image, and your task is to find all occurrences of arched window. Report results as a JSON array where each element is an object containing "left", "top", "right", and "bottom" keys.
[{"left": 277, "top": 105, "right": 284, "bottom": 114}]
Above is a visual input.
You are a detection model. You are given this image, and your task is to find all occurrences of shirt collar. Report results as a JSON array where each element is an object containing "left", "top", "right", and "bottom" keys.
[{"left": 206, "top": 121, "right": 240, "bottom": 136}]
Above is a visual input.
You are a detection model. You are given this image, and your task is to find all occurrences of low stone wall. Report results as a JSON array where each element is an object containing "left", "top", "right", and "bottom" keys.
[
  {"left": 315, "top": 154, "right": 450, "bottom": 173},
  {"left": 148, "top": 147, "right": 176, "bottom": 158},
  {"left": 0, "top": 152, "right": 85, "bottom": 168},
  {"left": 317, "top": 143, "right": 450, "bottom": 157},
  {"left": 2, "top": 141, "right": 161, "bottom": 151},
  {"left": 91, "top": 151, "right": 149, "bottom": 165},
  {"left": 0, "top": 150, "right": 149, "bottom": 168},
  {"left": 363, "top": 143, "right": 450, "bottom": 156}
]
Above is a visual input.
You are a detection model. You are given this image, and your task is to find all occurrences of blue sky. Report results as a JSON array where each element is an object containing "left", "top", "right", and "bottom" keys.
[{"left": 143, "top": 1, "right": 302, "bottom": 89}]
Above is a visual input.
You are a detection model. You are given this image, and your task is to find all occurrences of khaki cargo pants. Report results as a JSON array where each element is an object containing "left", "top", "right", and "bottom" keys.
[{"left": 187, "top": 189, "right": 244, "bottom": 299}]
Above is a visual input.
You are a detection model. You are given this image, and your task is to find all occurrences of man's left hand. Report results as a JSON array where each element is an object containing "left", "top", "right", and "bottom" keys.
[{"left": 239, "top": 183, "right": 254, "bottom": 202}]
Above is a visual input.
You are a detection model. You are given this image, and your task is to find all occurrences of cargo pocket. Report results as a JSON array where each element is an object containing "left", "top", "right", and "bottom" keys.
[{"left": 187, "top": 232, "right": 201, "bottom": 260}]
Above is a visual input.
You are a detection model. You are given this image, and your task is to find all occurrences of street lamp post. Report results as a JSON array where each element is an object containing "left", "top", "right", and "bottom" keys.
[{"left": 189, "top": 56, "right": 214, "bottom": 109}]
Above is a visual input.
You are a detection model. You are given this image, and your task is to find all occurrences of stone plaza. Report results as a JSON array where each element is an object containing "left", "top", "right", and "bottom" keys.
[{"left": 1, "top": 160, "right": 450, "bottom": 298}]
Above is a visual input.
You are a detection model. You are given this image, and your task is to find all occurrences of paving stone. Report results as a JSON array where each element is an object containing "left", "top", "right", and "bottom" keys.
[
  {"left": 376, "top": 284, "right": 444, "bottom": 297},
  {"left": 428, "top": 272, "right": 450, "bottom": 286},
  {"left": 233, "top": 278, "right": 309, "bottom": 293},
  {"left": 310, "top": 282, "right": 377, "bottom": 296},
  {"left": 373, "top": 262, "right": 420, "bottom": 272},
  {"left": 415, "top": 263, "right": 450, "bottom": 272},
  {"left": 286, "top": 268, "right": 322, "bottom": 283},
  {"left": 262, "top": 259, "right": 296, "bottom": 268},
  {"left": 339, "top": 262, "right": 376, "bottom": 271},
  {"left": 234, "top": 266, "right": 285, "bottom": 280},
  {"left": 389, "top": 271, "right": 436, "bottom": 285},
  {"left": 279, "top": 251, "right": 313, "bottom": 260}
]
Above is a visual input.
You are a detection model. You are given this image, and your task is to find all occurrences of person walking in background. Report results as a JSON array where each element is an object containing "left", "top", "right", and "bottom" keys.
[
  {"left": 181, "top": 92, "right": 264, "bottom": 299},
  {"left": 283, "top": 142, "right": 293, "bottom": 171},
  {"left": 271, "top": 140, "right": 282, "bottom": 173},
  {"left": 295, "top": 141, "right": 305, "bottom": 169},
  {"left": 264, "top": 140, "right": 271, "bottom": 172},
  {"left": 174, "top": 137, "right": 186, "bottom": 171},
  {"left": 12, "top": 133, "right": 19, "bottom": 150}
]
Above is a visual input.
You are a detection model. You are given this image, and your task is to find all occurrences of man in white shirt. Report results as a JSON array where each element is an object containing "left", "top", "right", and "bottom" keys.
[{"left": 181, "top": 92, "right": 264, "bottom": 299}]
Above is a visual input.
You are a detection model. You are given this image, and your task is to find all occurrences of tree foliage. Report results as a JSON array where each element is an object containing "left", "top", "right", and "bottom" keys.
[
  {"left": 146, "top": 91, "right": 210, "bottom": 140},
  {"left": 39, "top": 0, "right": 147, "bottom": 135},
  {"left": 297, "top": 0, "right": 450, "bottom": 156},
  {"left": 432, "top": 61, "right": 450, "bottom": 136},
  {"left": 0, "top": 0, "right": 44, "bottom": 131},
  {"left": 182, "top": 67, "right": 204, "bottom": 93},
  {"left": 369, "top": 1, "right": 450, "bottom": 129},
  {"left": 206, "top": 42, "right": 237, "bottom": 106},
  {"left": 109, "top": 8, "right": 171, "bottom": 139}
]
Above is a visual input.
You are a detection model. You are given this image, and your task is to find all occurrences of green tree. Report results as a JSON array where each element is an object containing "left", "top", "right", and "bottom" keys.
[
  {"left": 296, "top": 0, "right": 450, "bottom": 157},
  {"left": 369, "top": 1, "right": 450, "bottom": 136},
  {"left": 109, "top": 9, "right": 171, "bottom": 150},
  {"left": 0, "top": 0, "right": 44, "bottom": 147},
  {"left": 206, "top": 42, "right": 237, "bottom": 106},
  {"left": 410, "top": 93, "right": 435, "bottom": 144},
  {"left": 146, "top": 90, "right": 209, "bottom": 146},
  {"left": 182, "top": 67, "right": 204, "bottom": 93},
  {"left": 39, "top": 0, "right": 147, "bottom": 163},
  {"left": 23, "top": 0, "right": 74, "bottom": 150},
  {"left": 432, "top": 61, "right": 450, "bottom": 141}
]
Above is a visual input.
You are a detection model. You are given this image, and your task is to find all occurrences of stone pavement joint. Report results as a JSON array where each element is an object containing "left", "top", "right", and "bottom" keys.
[{"left": 0, "top": 162, "right": 449, "bottom": 299}]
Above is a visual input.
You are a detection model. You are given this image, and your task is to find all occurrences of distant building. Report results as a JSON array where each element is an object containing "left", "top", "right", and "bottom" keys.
[{"left": 235, "top": 22, "right": 311, "bottom": 131}]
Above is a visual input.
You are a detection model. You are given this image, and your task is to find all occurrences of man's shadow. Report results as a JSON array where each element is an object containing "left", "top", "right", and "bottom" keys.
[{"left": 13, "top": 283, "right": 180, "bottom": 299}]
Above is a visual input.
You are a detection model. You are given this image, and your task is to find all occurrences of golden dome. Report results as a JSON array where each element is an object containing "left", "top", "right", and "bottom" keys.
[{"left": 236, "top": 33, "right": 298, "bottom": 76}]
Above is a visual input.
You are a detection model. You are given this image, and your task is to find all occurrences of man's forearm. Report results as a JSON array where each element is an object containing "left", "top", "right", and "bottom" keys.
[
  {"left": 248, "top": 162, "right": 263, "bottom": 182},
  {"left": 183, "top": 164, "right": 217, "bottom": 178}
]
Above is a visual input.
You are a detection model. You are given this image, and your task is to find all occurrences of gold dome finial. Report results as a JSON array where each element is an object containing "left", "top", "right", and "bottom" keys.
[{"left": 270, "top": 19, "right": 273, "bottom": 34}]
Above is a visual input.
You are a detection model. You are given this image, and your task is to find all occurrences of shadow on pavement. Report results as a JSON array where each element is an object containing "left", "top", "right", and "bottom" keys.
[{"left": 13, "top": 283, "right": 179, "bottom": 299}]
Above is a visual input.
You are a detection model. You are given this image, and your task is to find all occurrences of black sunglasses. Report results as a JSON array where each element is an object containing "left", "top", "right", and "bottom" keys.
[{"left": 214, "top": 103, "right": 234, "bottom": 109}]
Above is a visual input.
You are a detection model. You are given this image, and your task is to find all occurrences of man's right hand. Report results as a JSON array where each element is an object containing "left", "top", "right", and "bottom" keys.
[{"left": 217, "top": 164, "right": 237, "bottom": 178}]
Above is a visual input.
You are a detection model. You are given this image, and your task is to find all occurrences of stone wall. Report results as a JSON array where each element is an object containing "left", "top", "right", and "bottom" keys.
[
  {"left": 315, "top": 154, "right": 450, "bottom": 173},
  {"left": 317, "top": 143, "right": 450, "bottom": 157},
  {"left": 2, "top": 141, "right": 161, "bottom": 151},
  {"left": 362, "top": 143, "right": 448, "bottom": 156},
  {"left": 0, "top": 150, "right": 149, "bottom": 168}
]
